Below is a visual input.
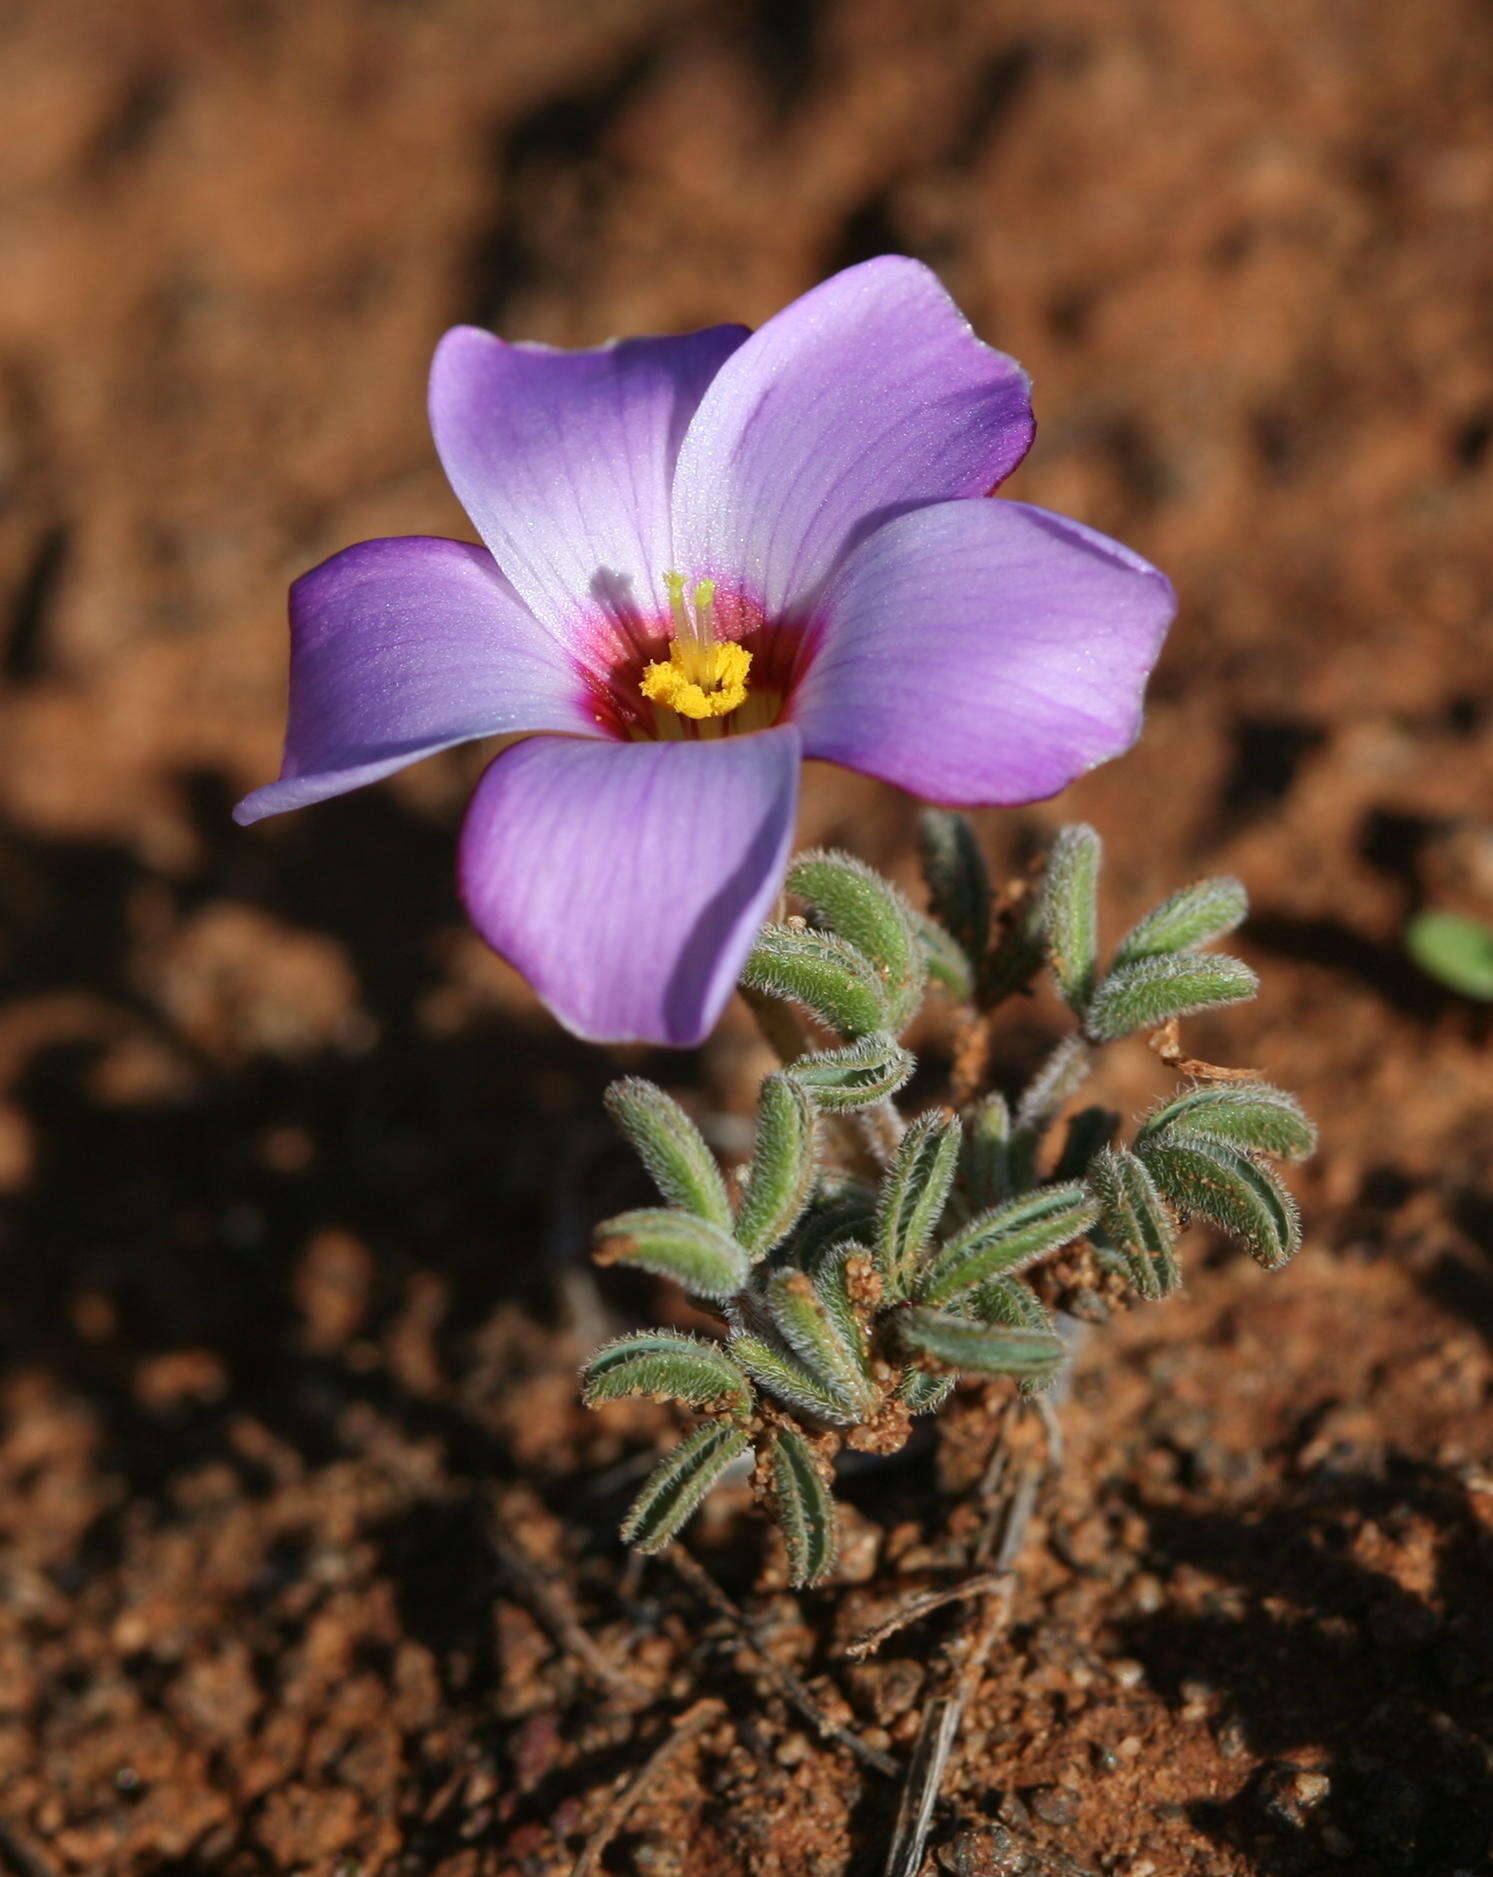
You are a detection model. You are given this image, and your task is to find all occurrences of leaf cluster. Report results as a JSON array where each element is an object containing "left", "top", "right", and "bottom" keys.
[{"left": 582, "top": 825, "right": 1314, "bottom": 1586}]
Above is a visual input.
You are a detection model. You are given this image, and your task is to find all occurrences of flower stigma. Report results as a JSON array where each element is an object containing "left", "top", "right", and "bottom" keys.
[{"left": 640, "top": 573, "right": 753, "bottom": 722}]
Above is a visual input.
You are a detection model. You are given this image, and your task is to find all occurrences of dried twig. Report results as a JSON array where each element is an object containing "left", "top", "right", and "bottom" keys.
[
  {"left": 884, "top": 1695, "right": 963, "bottom": 1874},
  {"left": 492, "top": 1520, "right": 649, "bottom": 1703},
  {"left": 881, "top": 1396, "right": 1056, "bottom": 1877},
  {"left": 666, "top": 1543, "right": 900, "bottom": 1779},
  {"left": 841, "top": 1571, "right": 1012, "bottom": 1660},
  {"left": 1148, "top": 1017, "right": 1258, "bottom": 1081},
  {"left": 571, "top": 1696, "right": 726, "bottom": 1877}
]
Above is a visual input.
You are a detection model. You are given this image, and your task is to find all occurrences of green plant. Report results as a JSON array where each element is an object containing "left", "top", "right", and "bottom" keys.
[{"left": 583, "top": 819, "right": 1315, "bottom": 1585}]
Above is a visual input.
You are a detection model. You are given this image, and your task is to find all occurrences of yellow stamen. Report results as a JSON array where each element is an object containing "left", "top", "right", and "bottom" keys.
[
  {"left": 640, "top": 640, "right": 752, "bottom": 720},
  {"left": 692, "top": 577, "right": 717, "bottom": 642},
  {"left": 640, "top": 571, "right": 752, "bottom": 724},
  {"left": 665, "top": 570, "right": 694, "bottom": 644}
]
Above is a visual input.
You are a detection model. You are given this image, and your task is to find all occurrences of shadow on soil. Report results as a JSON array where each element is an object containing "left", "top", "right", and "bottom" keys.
[
  {"left": 0, "top": 766, "right": 678, "bottom": 1553},
  {"left": 1121, "top": 1458, "right": 1493, "bottom": 1874}
]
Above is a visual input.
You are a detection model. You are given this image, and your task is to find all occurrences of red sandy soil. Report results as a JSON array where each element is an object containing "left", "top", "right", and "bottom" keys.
[{"left": 0, "top": 2, "right": 1491, "bottom": 1873}]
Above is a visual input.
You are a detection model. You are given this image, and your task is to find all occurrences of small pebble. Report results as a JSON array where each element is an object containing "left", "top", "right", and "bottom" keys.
[
  {"left": 830, "top": 1506, "right": 881, "bottom": 1585},
  {"left": 632, "top": 1838, "right": 683, "bottom": 1877},
  {"left": 1259, "top": 1761, "right": 1329, "bottom": 1827},
  {"left": 1028, "top": 1784, "right": 1079, "bottom": 1827},
  {"left": 936, "top": 1825, "right": 1032, "bottom": 1876},
  {"left": 1108, "top": 1657, "right": 1145, "bottom": 1689}
]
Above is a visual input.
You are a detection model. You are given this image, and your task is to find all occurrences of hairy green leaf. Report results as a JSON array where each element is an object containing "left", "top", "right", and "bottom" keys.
[
  {"left": 1139, "top": 1133, "right": 1301, "bottom": 1269},
  {"left": 785, "top": 1032, "right": 915, "bottom": 1111},
  {"left": 1014, "top": 1035, "right": 1093, "bottom": 1136},
  {"left": 898, "top": 1306, "right": 1065, "bottom": 1381},
  {"left": 917, "top": 810, "right": 991, "bottom": 964},
  {"left": 1040, "top": 824, "right": 1102, "bottom": 1013},
  {"left": 968, "top": 1276, "right": 1060, "bottom": 1394},
  {"left": 960, "top": 1092, "right": 1012, "bottom": 1214},
  {"left": 789, "top": 849, "right": 926, "bottom": 1031},
  {"left": 970, "top": 1274, "right": 1056, "bottom": 1335},
  {"left": 582, "top": 1330, "right": 751, "bottom": 1417},
  {"left": 594, "top": 1208, "right": 748, "bottom": 1302},
  {"left": 621, "top": 1421, "right": 751, "bottom": 1553},
  {"left": 1138, "top": 1081, "right": 1316, "bottom": 1161},
  {"left": 1010, "top": 1035, "right": 1092, "bottom": 1188},
  {"left": 734, "top": 1074, "right": 817, "bottom": 1259},
  {"left": 806, "top": 1241, "right": 877, "bottom": 1377},
  {"left": 730, "top": 1329, "right": 863, "bottom": 1424},
  {"left": 765, "top": 1267, "right": 875, "bottom": 1411},
  {"left": 875, "top": 1108, "right": 961, "bottom": 1299},
  {"left": 899, "top": 1367, "right": 958, "bottom": 1414},
  {"left": 1085, "top": 1147, "right": 1179, "bottom": 1300},
  {"left": 740, "top": 924, "right": 888, "bottom": 1040},
  {"left": 1085, "top": 952, "right": 1258, "bottom": 1041},
  {"left": 908, "top": 906, "right": 976, "bottom": 1001},
  {"left": 766, "top": 1427, "right": 839, "bottom": 1587},
  {"left": 604, "top": 1078, "right": 731, "bottom": 1227},
  {"left": 783, "top": 1181, "right": 879, "bottom": 1271},
  {"left": 1114, "top": 875, "right": 1248, "bottom": 965},
  {"left": 920, "top": 1180, "right": 1099, "bottom": 1306}
]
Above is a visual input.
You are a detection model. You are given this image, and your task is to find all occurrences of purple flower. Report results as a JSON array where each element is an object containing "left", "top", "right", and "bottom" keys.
[{"left": 236, "top": 258, "right": 1174, "bottom": 1046}]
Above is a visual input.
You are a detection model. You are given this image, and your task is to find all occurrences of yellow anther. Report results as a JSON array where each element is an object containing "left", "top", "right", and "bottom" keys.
[
  {"left": 664, "top": 570, "right": 692, "bottom": 642},
  {"left": 691, "top": 578, "right": 717, "bottom": 641},
  {"left": 663, "top": 570, "right": 721, "bottom": 649},
  {"left": 640, "top": 641, "right": 752, "bottom": 721}
]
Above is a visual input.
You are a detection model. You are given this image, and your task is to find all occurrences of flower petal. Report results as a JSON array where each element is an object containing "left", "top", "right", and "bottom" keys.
[
  {"left": 458, "top": 727, "right": 802, "bottom": 1046},
  {"left": 672, "top": 257, "right": 1033, "bottom": 617},
  {"left": 234, "top": 536, "right": 598, "bottom": 825},
  {"left": 429, "top": 323, "right": 749, "bottom": 642},
  {"left": 793, "top": 499, "right": 1175, "bottom": 804}
]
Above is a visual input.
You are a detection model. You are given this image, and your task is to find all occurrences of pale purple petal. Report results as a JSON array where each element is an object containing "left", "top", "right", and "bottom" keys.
[
  {"left": 234, "top": 537, "right": 599, "bottom": 826},
  {"left": 429, "top": 323, "right": 749, "bottom": 642},
  {"left": 793, "top": 500, "right": 1175, "bottom": 804},
  {"left": 458, "top": 727, "right": 802, "bottom": 1046},
  {"left": 671, "top": 257, "right": 1033, "bottom": 618}
]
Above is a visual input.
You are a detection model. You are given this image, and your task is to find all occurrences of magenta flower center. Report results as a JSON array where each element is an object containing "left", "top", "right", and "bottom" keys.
[{"left": 582, "top": 579, "right": 809, "bottom": 743}]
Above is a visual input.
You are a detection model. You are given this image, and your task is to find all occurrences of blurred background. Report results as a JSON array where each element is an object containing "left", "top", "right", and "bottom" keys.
[{"left": 0, "top": 4, "right": 1490, "bottom": 1874}]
